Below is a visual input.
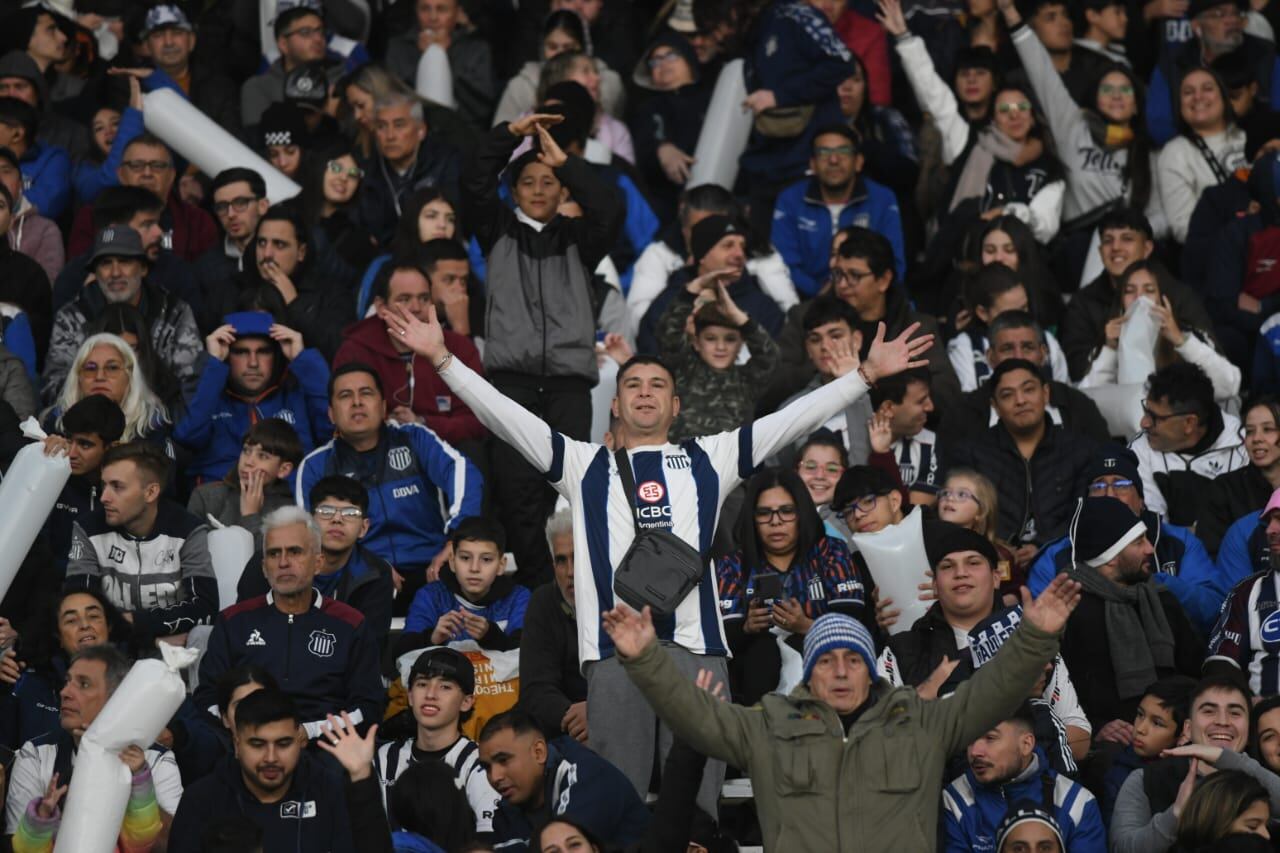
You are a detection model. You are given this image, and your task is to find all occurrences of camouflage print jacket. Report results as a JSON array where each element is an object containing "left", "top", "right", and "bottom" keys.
[
  {"left": 657, "top": 291, "right": 780, "bottom": 443},
  {"left": 42, "top": 279, "right": 202, "bottom": 405}
]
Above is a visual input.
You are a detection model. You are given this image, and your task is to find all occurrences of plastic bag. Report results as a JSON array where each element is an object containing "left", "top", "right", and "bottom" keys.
[
  {"left": 416, "top": 44, "right": 456, "bottom": 109},
  {"left": 1117, "top": 296, "right": 1160, "bottom": 385},
  {"left": 689, "top": 60, "right": 752, "bottom": 190},
  {"left": 0, "top": 420, "right": 70, "bottom": 603},
  {"left": 53, "top": 742, "right": 131, "bottom": 853},
  {"left": 206, "top": 518, "right": 254, "bottom": 613},
  {"left": 851, "top": 508, "right": 930, "bottom": 635}
]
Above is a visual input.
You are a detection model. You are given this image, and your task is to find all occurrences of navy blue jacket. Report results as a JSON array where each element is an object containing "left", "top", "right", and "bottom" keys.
[
  {"left": 172, "top": 347, "right": 333, "bottom": 484},
  {"left": 0, "top": 657, "right": 62, "bottom": 753},
  {"left": 491, "top": 737, "right": 650, "bottom": 853},
  {"left": 42, "top": 474, "right": 97, "bottom": 580},
  {"left": 296, "top": 423, "right": 483, "bottom": 569},
  {"left": 771, "top": 174, "right": 905, "bottom": 294},
  {"left": 169, "top": 751, "right": 359, "bottom": 853},
  {"left": 194, "top": 591, "right": 385, "bottom": 730}
]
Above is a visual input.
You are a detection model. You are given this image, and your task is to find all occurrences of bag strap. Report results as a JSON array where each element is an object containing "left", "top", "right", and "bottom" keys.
[
  {"left": 614, "top": 448, "right": 642, "bottom": 536},
  {"left": 1189, "top": 133, "right": 1230, "bottom": 185}
]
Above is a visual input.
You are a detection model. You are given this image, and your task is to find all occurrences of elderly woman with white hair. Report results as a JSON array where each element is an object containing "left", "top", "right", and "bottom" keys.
[{"left": 43, "top": 332, "right": 171, "bottom": 447}]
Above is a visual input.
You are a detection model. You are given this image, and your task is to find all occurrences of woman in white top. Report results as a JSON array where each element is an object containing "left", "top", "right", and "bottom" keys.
[
  {"left": 1080, "top": 259, "right": 1240, "bottom": 401},
  {"left": 1157, "top": 67, "right": 1247, "bottom": 243}
]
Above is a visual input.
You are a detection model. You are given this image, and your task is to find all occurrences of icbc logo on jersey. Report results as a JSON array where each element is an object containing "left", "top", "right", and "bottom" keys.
[{"left": 637, "top": 481, "right": 665, "bottom": 503}]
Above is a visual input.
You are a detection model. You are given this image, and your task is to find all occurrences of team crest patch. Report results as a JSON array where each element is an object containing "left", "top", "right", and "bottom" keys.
[
  {"left": 637, "top": 481, "right": 665, "bottom": 503},
  {"left": 308, "top": 629, "right": 336, "bottom": 658},
  {"left": 388, "top": 447, "right": 412, "bottom": 472}
]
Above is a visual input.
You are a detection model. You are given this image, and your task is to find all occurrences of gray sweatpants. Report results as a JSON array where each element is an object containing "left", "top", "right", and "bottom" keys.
[{"left": 584, "top": 646, "right": 729, "bottom": 819}]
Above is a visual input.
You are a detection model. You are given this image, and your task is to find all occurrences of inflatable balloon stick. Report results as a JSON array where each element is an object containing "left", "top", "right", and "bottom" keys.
[
  {"left": 689, "top": 59, "right": 752, "bottom": 190},
  {"left": 206, "top": 516, "right": 255, "bottom": 615},
  {"left": 143, "top": 88, "right": 302, "bottom": 203},
  {"left": 0, "top": 419, "right": 70, "bottom": 603},
  {"left": 54, "top": 644, "right": 198, "bottom": 853},
  {"left": 851, "top": 508, "right": 931, "bottom": 636},
  {"left": 416, "top": 44, "right": 457, "bottom": 109}
]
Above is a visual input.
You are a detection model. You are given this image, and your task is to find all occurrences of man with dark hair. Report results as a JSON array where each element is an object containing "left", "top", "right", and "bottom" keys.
[
  {"left": 943, "top": 702, "right": 1105, "bottom": 851},
  {"left": 946, "top": 359, "right": 1095, "bottom": 555},
  {"left": 195, "top": 507, "right": 385, "bottom": 734},
  {"left": 67, "top": 132, "right": 219, "bottom": 264},
  {"left": 374, "top": 648, "right": 502, "bottom": 834},
  {"left": 195, "top": 168, "right": 272, "bottom": 326},
  {"left": 420, "top": 237, "right": 479, "bottom": 337},
  {"left": 944, "top": 311, "right": 1111, "bottom": 442},
  {"left": 869, "top": 368, "right": 938, "bottom": 504},
  {"left": 174, "top": 309, "right": 330, "bottom": 486},
  {"left": 772, "top": 123, "right": 905, "bottom": 296},
  {"left": 42, "top": 395, "right": 126, "bottom": 579},
  {"left": 1207, "top": 491, "right": 1280, "bottom": 695},
  {"left": 169, "top": 688, "right": 379, "bottom": 851},
  {"left": 1059, "top": 208, "right": 1212, "bottom": 381},
  {"left": 43, "top": 225, "right": 202, "bottom": 405},
  {"left": 295, "top": 362, "right": 482, "bottom": 607},
  {"left": 237, "top": 476, "right": 394, "bottom": 650},
  {"left": 4, "top": 645, "right": 183, "bottom": 847},
  {"left": 241, "top": 5, "right": 347, "bottom": 129},
  {"left": 1130, "top": 361, "right": 1248, "bottom": 524},
  {"left": 1060, "top": 497, "right": 1205, "bottom": 732},
  {"left": 0, "top": 95, "right": 67, "bottom": 220},
  {"left": 65, "top": 441, "right": 218, "bottom": 640},
  {"left": 479, "top": 709, "right": 649, "bottom": 851},
  {"left": 335, "top": 258, "right": 486, "bottom": 448}
]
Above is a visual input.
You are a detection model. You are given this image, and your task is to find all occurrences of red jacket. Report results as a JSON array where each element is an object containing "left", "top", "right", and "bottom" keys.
[
  {"left": 68, "top": 190, "right": 219, "bottom": 263},
  {"left": 835, "top": 8, "right": 891, "bottom": 107},
  {"left": 333, "top": 316, "right": 487, "bottom": 445}
]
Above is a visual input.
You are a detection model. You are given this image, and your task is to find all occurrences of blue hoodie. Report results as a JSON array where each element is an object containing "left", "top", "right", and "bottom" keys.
[
  {"left": 942, "top": 748, "right": 1105, "bottom": 853},
  {"left": 1216, "top": 511, "right": 1269, "bottom": 592},
  {"left": 771, "top": 174, "right": 905, "bottom": 295},
  {"left": 71, "top": 106, "right": 145, "bottom": 204},
  {"left": 404, "top": 566, "right": 530, "bottom": 650},
  {"left": 392, "top": 832, "right": 446, "bottom": 853},
  {"left": 19, "top": 140, "right": 71, "bottom": 220},
  {"left": 1028, "top": 510, "right": 1221, "bottom": 634}
]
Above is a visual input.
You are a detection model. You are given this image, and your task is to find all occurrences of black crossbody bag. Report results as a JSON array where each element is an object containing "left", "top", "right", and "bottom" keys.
[{"left": 611, "top": 449, "right": 705, "bottom": 616}]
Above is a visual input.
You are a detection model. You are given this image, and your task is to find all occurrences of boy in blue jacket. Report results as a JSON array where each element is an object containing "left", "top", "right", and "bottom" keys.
[{"left": 397, "top": 517, "right": 530, "bottom": 657}]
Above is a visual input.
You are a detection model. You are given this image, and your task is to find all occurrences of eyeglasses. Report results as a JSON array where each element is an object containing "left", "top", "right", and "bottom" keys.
[
  {"left": 326, "top": 160, "right": 365, "bottom": 180},
  {"left": 1088, "top": 479, "right": 1136, "bottom": 496},
  {"left": 78, "top": 360, "right": 125, "bottom": 378},
  {"left": 814, "top": 144, "right": 856, "bottom": 159},
  {"left": 830, "top": 267, "right": 875, "bottom": 286},
  {"left": 315, "top": 505, "right": 364, "bottom": 520},
  {"left": 122, "top": 159, "right": 172, "bottom": 173},
  {"left": 996, "top": 101, "right": 1032, "bottom": 114},
  {"left": 754, "top": 505, "right": 798, "bottom": 523},
  {"left": 213, "top": 196, "right": 258, "bottom": 216},
  {"left": 938, "top": 487, "right": 980, "bottom": 506},
  {"left": 285, "top": 25, "right": 325, "bottom": 39},
  {"left": 647, "top": 51, "right": 680, "bottom": 68},
  {"left": 1141, "top": 402, "right": 1193, "bottom": 424},
  {"left": 840, "top": 494, "right": 882, "bottom": 515},
  {"left": 799, "top": 460, "right": 843, "bottom": 476},
  {"left": 1099, "top": 83, "right": 1135, "bottom": 97}
]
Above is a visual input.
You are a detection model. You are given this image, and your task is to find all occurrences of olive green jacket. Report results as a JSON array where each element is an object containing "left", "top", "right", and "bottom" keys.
[{"left": 620, "top": 622, "right": 1061, "bottom": 852}]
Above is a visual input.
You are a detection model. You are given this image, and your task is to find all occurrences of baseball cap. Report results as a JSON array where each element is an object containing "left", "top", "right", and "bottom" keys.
[
  {"left": 141, "top": 4, "right": 193, "bottom": 37},
  {"left": 285, "top": 64, "right": 328, "bottom": 112},
  {"left": 408, "top": 648, "right": 475, "bottom": 694},
  {"left": 86, "top": 226, "right": 147, "bottom": 268},
  {"left": 1262, "top": 488, "right": 1280, "bottom": 520},
  {"left": 0, "top": 52, "right": 47, "bottom": 104}
]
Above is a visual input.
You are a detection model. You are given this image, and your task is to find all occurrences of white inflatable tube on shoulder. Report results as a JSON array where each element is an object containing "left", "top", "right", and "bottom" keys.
[
  {"left": 142, "top": 88, "right": 302, "bottom": 203},
  {"left": 0, "top": 420, "right": 70, "bottom": 603},
  {"left": 206, "top": 517, "right": 255, "bottom": 614},
  {"left": 416, "top": 44, "right": 457, "bottom": 109},
  {"left": 688, "top": 59, "right": 752, "bottom": 190},
  {"left": 851, "top": 508, "right": 930, "bottom": 636},
  {"left": 54, "top": 645, "right": 197, "bottom": 852}
]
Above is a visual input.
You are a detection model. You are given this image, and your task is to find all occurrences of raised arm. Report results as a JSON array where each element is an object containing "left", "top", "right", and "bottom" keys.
[
  {"left": 879, "top": 0, "right": 969, "bottom": 165},
  {"left": 1003, "top": 1, "right": 1087, "bottom": 150}
]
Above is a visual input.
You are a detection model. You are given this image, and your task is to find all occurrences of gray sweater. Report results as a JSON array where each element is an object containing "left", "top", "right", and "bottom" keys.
[{"left": 1110, "top": 748, "right": 1280, "bottom": 852}]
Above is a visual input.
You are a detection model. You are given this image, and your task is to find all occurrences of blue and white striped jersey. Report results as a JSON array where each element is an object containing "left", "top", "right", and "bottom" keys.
[{"left": 440, "top": 358, "right": 873, "bottom": 662}]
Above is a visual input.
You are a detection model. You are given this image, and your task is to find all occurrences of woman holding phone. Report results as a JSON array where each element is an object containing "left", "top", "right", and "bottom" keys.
[{"left": 715, "top": 467, "right": 878, "bottom": 704}]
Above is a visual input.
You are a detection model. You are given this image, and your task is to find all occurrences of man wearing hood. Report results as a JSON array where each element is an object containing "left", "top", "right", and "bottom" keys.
[
  {"left": 173, "top": 310, "right": 331, "bottom": 488},
  {"left": 942, "top": 702, "right": 1105, "bottom": 852},
  {"left": 1029, "top": 445, "right": 1222, "bottom": 634},
  {"left": 1129, "top": 361, "right": 1248, "bottom": 525},
  {"left": 1058, "top": 496, "right": 1205, "bottom": 732},
  {"left": 0, "top": 96, "right": 68, "bottom": 221},
  {"left": 0, "top": 49, "right": 88, "bottom": 163}
]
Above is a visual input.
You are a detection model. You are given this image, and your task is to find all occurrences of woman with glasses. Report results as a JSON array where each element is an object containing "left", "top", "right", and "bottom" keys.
[
  {"left": 1199, "top": 395, "right": 1280, "bottom": 556},
  {"left": 716, "top": 467, "right": 876, "bottom": 704},
  {"left": 301, "top": 146, "right": 379, "bottom": 288},
  {"left": 936, "top": 468, "right": 1024, "bottom": 603},
  {"left": 1079, "top": 259, "right": 1239, "bottom": 400},
  {"left": 880, "top": 0, "right": 1064, "bottom": 245},
  {"left": 795, "top": 429, "right": 851, "bottom": 539},
  {"left": 44, "top": 332, "right": 169, "bottom": 445}
]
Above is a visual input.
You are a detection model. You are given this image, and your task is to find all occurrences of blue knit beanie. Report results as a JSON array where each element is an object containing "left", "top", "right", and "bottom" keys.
[{"left": 802, "top": 614, "right": 878, "bottom": 685}]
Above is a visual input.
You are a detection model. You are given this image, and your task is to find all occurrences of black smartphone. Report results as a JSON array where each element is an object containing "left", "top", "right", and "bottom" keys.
[{"left": 752, "top": 573, "right": 784, "bottom": 606}]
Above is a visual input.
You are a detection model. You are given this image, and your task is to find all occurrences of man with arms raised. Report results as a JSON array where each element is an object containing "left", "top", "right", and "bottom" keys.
[{"left": 380, "top": 298, "right": 932, "bottom": 815}]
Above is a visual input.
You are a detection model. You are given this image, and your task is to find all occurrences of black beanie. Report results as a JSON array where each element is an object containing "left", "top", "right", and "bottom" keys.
[
  {"left": 923, "top": 520, "right": 999, "bottom": 571},
  {"left": 1083, "top": 443, "right": 1144, "bottom": 498},
  {"left": 1070, "top": 496, "right": 1147, "bottom": 568},
  {"left": 690, "top": 215, "right": 743, "bottom": 264}
]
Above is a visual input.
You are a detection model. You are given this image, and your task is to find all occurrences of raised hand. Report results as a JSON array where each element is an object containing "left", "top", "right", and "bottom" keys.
[
  {"left": 601, "top": 604, "right": 657, "bottom": 659},
  {"left": 602, "top": 332, "right": 634, "bottom": 366},
  {"left": 205, "top": 324, "right": 236, "bottom": 361},
  {"left": 536, "top": 124, "right": 568, "bottom": 169},
  {"left": 823, "top": 333, "right": 860, "bottom": 379},
  {"left": 860, "top": 322, "right": 934, "bottom": 384},
  {"left": 270, "top": 324, "right": 305, "bottom": 360},
  {"left": 867, "top": 411, "right": 893, "bottom": 454},
  {"left": 694, "top": 668, "right": 728, "bottom": 702},
  {"left": 379, "top": 302, "right": 448, "bottom": 366},
  {"left": 875, "top": 0, "right": 907, "bottom": 37},
  {"left": 916, "top": 656, "right": 960, "bottom": 700},
  {"left": 36, "top": 772, "right": 67, "bottom": 819},
  {"left": 317, "top": 712, "right": 378, "bottom": 782},
  {"left": 239, "top": 468, "right": 266, "bottom": 517},
  {"left": 715, "top": 282, "right": 749, "bottom": 326},
  {"left": 507, "top": 112, "right": 565, "bottom": 138},
  {"left": 1171, "top": 757, "right": 1199, "bottom": 819},
  {"left": 119, "top": 744, "right": 147, "bottom": 774},
  {"left": 1019, "top": 574, "right": 1083, "bottom": 635},
  {"left": 1103, "top": 314, "right": 1126, "bottom": 350},
  {"left": 1152, "top": 295, "right": 1185, "bottom": 347}
]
